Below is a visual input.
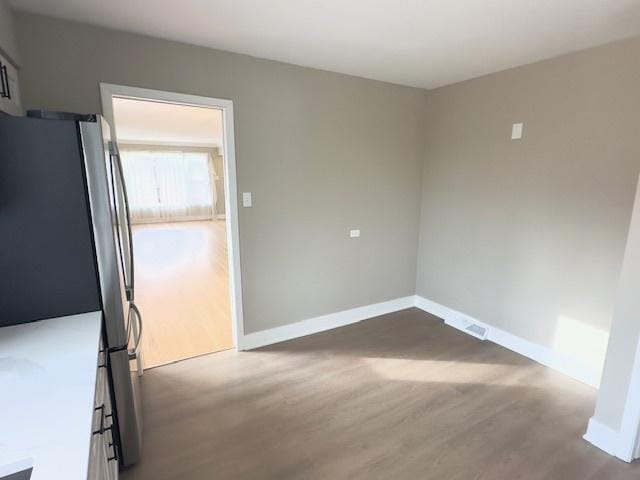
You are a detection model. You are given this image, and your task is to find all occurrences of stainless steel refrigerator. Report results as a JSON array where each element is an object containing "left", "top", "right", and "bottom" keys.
[{"left": 0, "top": 112, "right": 143, "bottom": 467}]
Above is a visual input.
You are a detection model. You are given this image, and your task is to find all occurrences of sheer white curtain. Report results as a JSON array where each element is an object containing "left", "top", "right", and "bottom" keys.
[{"left": 120, "top": 149, "right": 216, "bottom": 224}]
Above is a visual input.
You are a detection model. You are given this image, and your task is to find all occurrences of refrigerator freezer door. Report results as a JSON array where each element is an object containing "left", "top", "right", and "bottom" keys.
[
  {"left": 109, "top": 348, "right": 143, "bottom": 467},
  {"left": 79, "top": 119, "right": 129, "bottom": 349}
]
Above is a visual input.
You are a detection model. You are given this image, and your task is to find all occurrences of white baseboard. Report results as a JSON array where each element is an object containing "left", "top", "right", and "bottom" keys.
[
  {"left": 238, "top": 296, "right": 416, "bottom": 351},
  {"left": 239, "top": 294, "right": 600, "bottom": 386},
  {"left": 414, "top": 296, "right": 601, "bottom": 388},
  {"left": 215, "top": 214, "right": 226, "bottom": 220},
  {"left": 583, "top": 418, "right": 633, "bottom": 462}
]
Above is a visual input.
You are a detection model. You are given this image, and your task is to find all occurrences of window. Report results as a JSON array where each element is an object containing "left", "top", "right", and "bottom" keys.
[{"left": 120, "top": 149, "right": 216, "bottom": 223}]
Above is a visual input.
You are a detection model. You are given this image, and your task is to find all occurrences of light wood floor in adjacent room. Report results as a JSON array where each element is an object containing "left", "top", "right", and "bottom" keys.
[
  {"left": 132, "top": 220, "right": 232, "bottom": 369},
  {"left": 121, "top": 308, "right": 640, "bottom": 480}
]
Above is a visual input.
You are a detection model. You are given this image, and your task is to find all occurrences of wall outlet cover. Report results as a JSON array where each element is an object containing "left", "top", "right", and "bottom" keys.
[{"left": 511, "top": 123, "right": 524, "bottom": 140}]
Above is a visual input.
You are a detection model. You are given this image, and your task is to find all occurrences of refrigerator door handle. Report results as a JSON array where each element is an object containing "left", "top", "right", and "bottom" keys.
[
  {"left": 129, "top": 302, "right": 144, "bottom": 377},
  {"left": 3, "top": 65, "right": 10, "bottom": 100},
  {"left": 0, "top": 63, "right": 8, "bottom": 98},
  {"left": 109, "top": 141, "right": 135, "bottom": 301}
]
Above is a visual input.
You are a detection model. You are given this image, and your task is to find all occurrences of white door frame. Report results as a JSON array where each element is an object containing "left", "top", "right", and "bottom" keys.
[
  {"left": 100, "top": 83, "right": 245, "bottom": 351},
  {"left": 618, "top": 337, "right": 640, "bottom": 461}
]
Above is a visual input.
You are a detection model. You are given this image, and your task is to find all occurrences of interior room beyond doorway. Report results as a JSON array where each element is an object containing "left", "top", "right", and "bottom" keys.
[{"left": 112, "top": 97, "right": 232, "bottom": 368}]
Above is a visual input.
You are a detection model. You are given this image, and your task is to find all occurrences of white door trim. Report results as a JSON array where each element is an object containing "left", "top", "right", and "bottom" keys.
[
  {"left": 616, "top": 335, "right": 640, "bottom": 461},
  {"left": 99, "top": 83, "right": 245, "bottom": 351}
]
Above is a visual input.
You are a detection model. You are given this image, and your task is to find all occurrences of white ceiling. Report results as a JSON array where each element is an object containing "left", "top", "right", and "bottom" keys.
[
  {"left": 11, "top": 0, "right": 640, "bottom": 89},
  {"left": 112, "top": 97, "right": 222, "bottom": 147}
]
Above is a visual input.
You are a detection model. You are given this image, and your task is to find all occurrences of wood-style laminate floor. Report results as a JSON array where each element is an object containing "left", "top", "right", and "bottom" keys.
[
  {"left": 132, "top": 220, "right": 233, "bottom": 369},
  {"left": 121, "top": 308, "right": 640, "bottom": 479}
]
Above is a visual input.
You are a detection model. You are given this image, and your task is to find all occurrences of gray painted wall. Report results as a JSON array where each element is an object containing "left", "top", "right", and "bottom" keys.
[
  {"left": 416, "top": 36, "right": 640, "bottom": 375},
  {"left": 0, "top": 0, "right": 20, "bottom": 64},
  {"left": 14, "top": 11, "right": 640, "bottom": 382},
  {"left": 14, "top": 13, "right": 425, "bottom": 334}
]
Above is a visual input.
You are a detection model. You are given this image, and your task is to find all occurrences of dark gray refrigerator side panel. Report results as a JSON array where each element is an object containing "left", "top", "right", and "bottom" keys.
[
  {"left": 80, "top": 119, "right": 128, "bottom": 349},
  {"left": 0, "top": 116, "right": 101, "bottom": 326}
]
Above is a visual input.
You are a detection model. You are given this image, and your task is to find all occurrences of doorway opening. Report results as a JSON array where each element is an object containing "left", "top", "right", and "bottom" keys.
[{"left": 101, "top": 84, "right": 244, "bottom": 370}]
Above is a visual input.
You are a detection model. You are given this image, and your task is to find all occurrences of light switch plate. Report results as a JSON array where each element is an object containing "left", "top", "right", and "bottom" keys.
[
  {"left": 511, "top": 123, "right": 523, "bottom": 140},
  {"left": 350, "top": 229, "right": 360, "bottom": 238},
  {"left": 242, "top": 192, "right": 252, "bottom": 207}
]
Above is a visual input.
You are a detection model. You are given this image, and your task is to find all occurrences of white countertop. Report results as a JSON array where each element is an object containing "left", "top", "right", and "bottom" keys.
[{"left": 0, "top": 311, "right": 103, "bottom": 480}]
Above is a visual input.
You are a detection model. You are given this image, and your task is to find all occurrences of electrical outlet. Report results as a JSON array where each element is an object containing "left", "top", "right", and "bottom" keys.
[{"left": 511, "top": 123, "right": 523, "bottom": 140}]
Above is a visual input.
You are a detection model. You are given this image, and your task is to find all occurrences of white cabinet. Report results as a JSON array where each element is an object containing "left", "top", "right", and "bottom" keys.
[
  {"left": 0, "top": 51, "right": 21, "bottom": 116},
  {"left": 88, "top": 339, "right": 119, "bottom": 480}
]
